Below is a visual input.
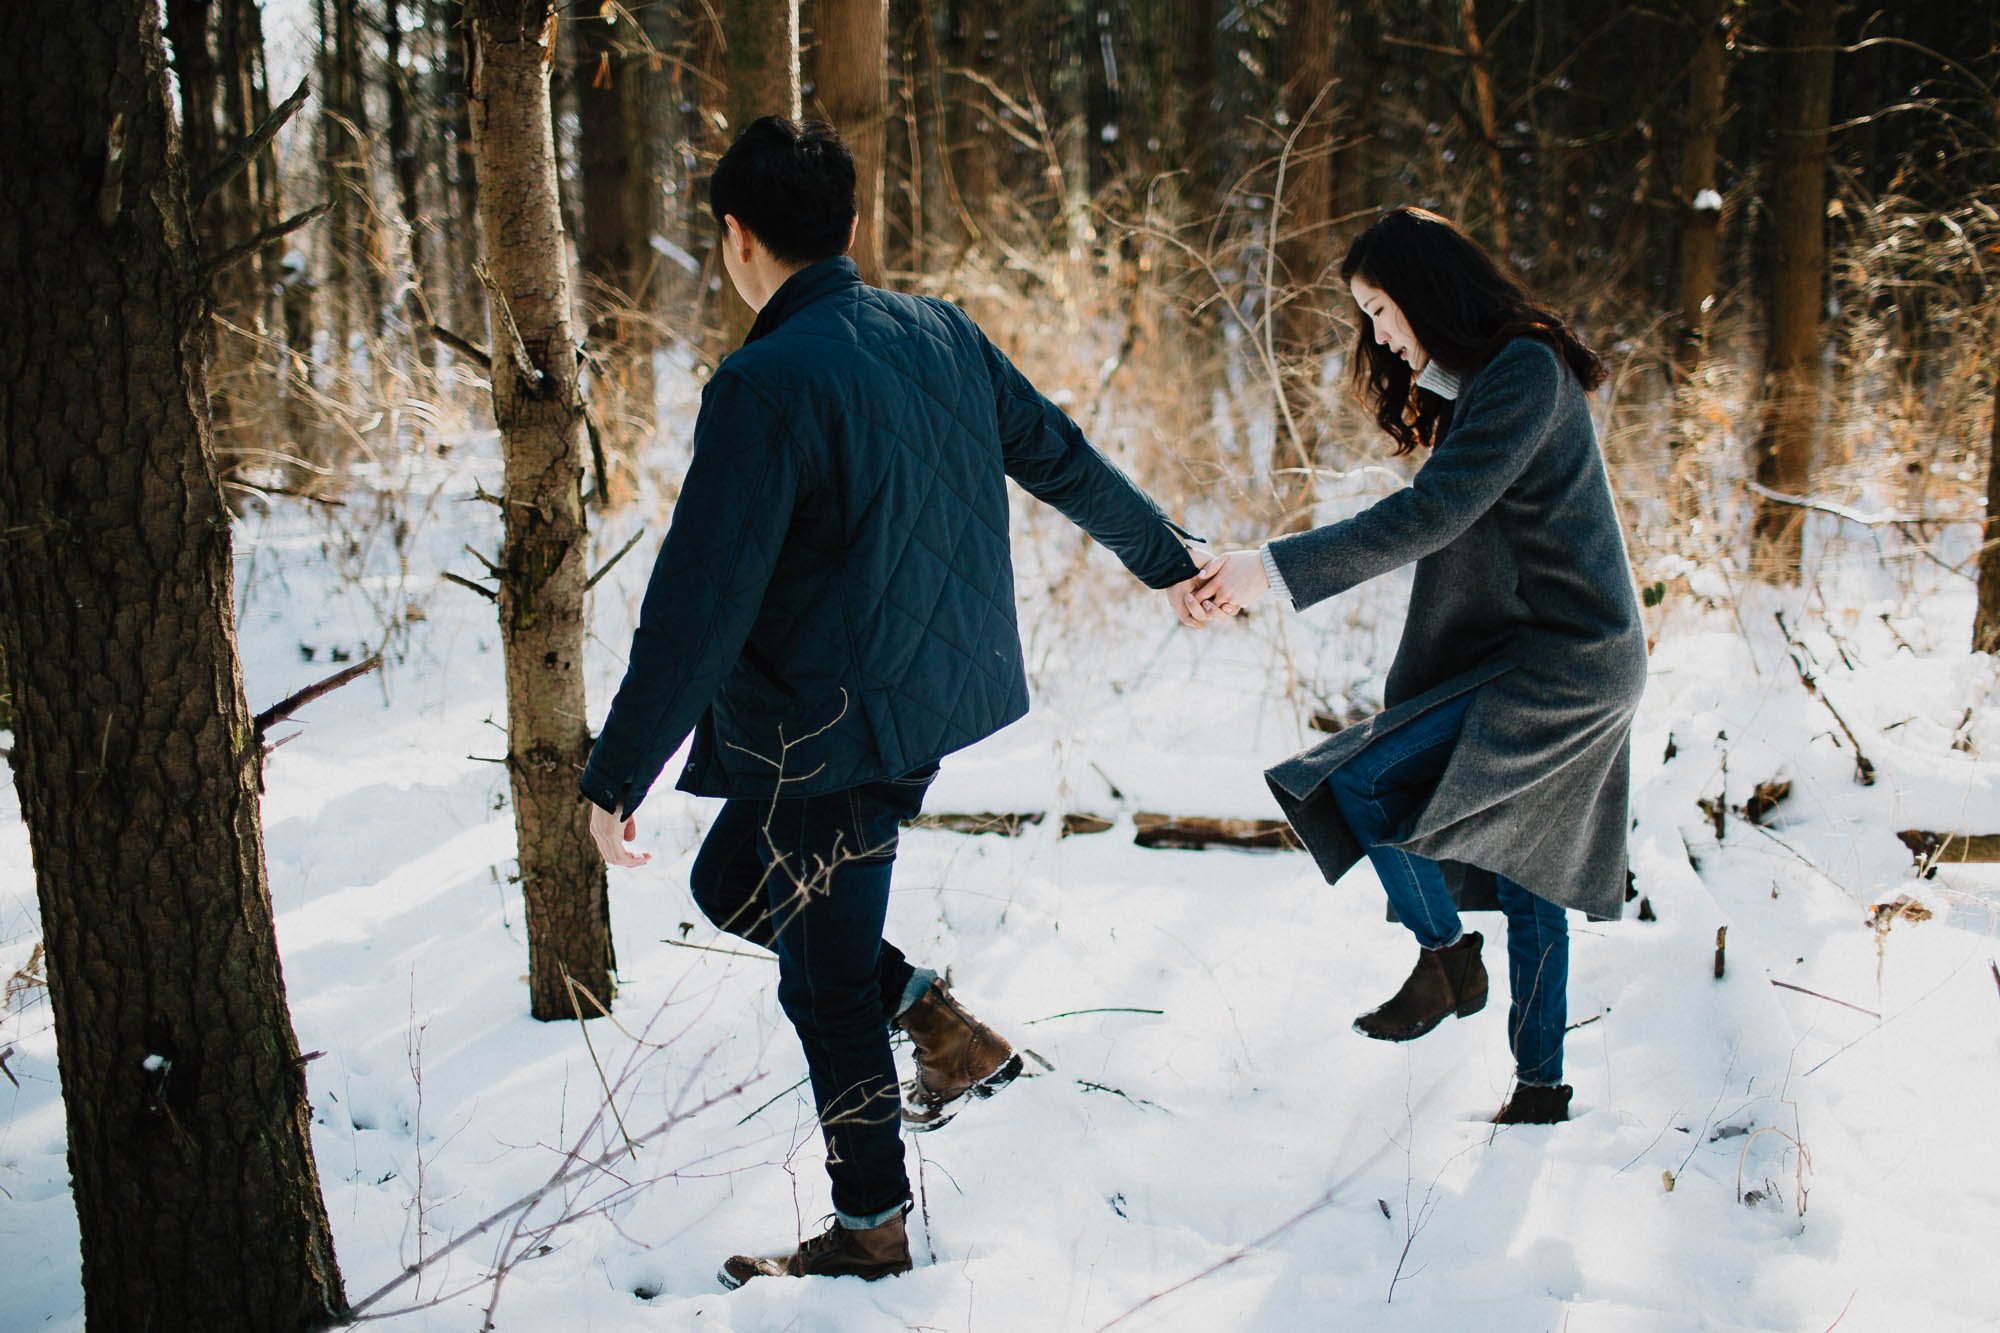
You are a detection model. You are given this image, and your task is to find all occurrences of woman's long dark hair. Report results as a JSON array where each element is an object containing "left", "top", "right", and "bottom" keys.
[{"left": 1341, "top": 207, "right": 1606, "bottom": 455}]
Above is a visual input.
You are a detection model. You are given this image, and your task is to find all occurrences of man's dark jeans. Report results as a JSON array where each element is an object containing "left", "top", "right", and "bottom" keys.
[{"left": 689, "top": 766, "right": 939, "bottom": 1226}]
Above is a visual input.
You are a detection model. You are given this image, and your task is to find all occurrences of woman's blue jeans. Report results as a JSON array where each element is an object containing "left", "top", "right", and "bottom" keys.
[
  {"left": 690, "top": 766, "right": 940, "bottom": 1228},
  {"left": 1323, "top": 694, "right": 1568, "bottom": 1085}
]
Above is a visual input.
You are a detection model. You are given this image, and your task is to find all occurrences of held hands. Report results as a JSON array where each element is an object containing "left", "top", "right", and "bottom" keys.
[
  {"left": 588, "top": 801, "right": 652, "bottom": 869},
  {"left": 1179, "top": 549, "right": 1269, "bottom": 624}
]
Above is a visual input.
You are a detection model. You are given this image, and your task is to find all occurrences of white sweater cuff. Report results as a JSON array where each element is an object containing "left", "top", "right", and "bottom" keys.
[{"left": 1259, "top": 545, "right": 1293, "bottom": 610}]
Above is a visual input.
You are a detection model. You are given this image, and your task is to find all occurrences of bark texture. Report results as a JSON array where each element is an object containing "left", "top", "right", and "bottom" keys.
[
  {"left": 1751, "top": 0, "right": 1837, "bottom": 580},
  {"left": 1670, "top": 0, "right": 1727, "bottom": 385},
  {"left": 1272, "top": 0, "right": 1335, "bottom": 533},
  {"left": 1976, "top": 369, "right": 2000, "bottom": 654},
  {"left": 814, "top": 0, "right": 889, "bottom": 283},
  {"left": 468, "top": 0, "right": 619, "bottom": 1020},
  {"left": 0, "top": 2, "right": 346, "bottom": 1327}
]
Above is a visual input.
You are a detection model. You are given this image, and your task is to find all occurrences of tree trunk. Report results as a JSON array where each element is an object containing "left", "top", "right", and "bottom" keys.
[
  {"left": 715, "top": 0, "right": 800, "bottom": 347},
  {"left": 1667, "top": 0, "right": 1729, "bottom": 517},
  {"left": 1750, "top": 0, "right": 1837, "bottom": 581},
  {"left": 1458, "top": 0, "right": 1509, "bottom": 257},
  {"left": 467, "top": 0, "right": 619, "bottom": 1021},
  {"left": 1976, "top": 370, "right": 2000, "bottom": 653},
  {"left": 1670, "top": 0, "right": 1727, "bottom": 384},
  {"left": 385, "top": 0, "right": 430, "bottom": 339},
  {"left": 1048, "top": 0, "right": 1095, "bottom": 258},
  {"left": 441, "top": 0, "right": 488, "bottom": 337},
  {"left": 1272, "top": 0, "right": 1335, "bottom": 533},
  {"left": 943, "top": 0, "right": 999, "bottom": 231},
  {"left": 814, "top": 0, "right": 889, "bottom": 283},
  {"left": 574, "top": 0, "right": 658, "bottom": 467},
  {"left": 0, "top": 2, "right": 347, "bottom": 1326}
]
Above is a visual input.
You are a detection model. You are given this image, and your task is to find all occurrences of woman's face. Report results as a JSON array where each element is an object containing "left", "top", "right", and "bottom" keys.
[{"left": 1350, "top": 276, "right": 1428, "bottom": 373}]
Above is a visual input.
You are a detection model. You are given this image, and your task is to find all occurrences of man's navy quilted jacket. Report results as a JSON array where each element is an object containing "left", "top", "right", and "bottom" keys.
[{"left": 578, "top": 257, "right": 1198, "bottom": 815}]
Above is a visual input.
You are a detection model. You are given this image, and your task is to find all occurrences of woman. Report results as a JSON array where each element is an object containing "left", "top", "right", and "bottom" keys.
[{"left": 1188, "top": 207, "right": 1647, "bottom": 1124}]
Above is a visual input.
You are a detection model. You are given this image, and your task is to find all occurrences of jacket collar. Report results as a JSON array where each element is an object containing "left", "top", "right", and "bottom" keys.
[{"left": 744, "top": 256, "right": 863, "bottom": 344}]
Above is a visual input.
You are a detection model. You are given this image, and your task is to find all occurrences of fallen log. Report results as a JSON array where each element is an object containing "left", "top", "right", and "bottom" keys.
[
  {"left": 1131, "top": 813, "right": 1302, "bottom": 852},
  {"left": 907, "top": 811, "right": 1115, "bottom": 839},
  {"left": 1896, "top": 830, "right": 2000, "bottom": 866}
]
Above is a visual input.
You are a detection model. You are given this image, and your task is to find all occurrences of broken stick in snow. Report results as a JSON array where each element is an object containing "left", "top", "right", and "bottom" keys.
[
  {"left": 1774, "top": 611, "right": 1875, "bottom": 785},
  {"left": 1896, "top": 830, "right": 2000, "bottom": 867}
]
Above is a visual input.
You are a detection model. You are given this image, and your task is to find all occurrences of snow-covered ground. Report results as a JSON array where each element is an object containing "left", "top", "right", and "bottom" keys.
[{"left": 2, "top": 420, "right": 1997, "bottom": 1332}]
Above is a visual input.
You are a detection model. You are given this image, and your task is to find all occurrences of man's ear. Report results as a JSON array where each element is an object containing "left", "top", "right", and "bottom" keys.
[
  {"left": 845, "top": 214, "right": 858, "bottom": 253},
  {"left": 723, "top": 213, "right": 755, "bottom": 264}
]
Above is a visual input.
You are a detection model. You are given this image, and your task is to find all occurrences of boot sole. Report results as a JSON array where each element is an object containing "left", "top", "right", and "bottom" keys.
[
  {"left": 903, "top": 1052, "right": 1024, "bottom": 1133},
  {"left": 1352, "top": 989, "right": 1488, "bottom": 1043}
]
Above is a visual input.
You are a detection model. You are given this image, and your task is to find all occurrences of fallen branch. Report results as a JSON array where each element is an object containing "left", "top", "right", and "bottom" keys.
[
  {"left": 1896, "top": 829, "right": 2000, "bottom": 866},
  {"left": 1024, "top": 1006, "right": 1164, "bottom": 1025},
  {"left": 1744, "top": 479, "right": 1918, "bottom": 527},
  {"left": 1133, "top": 813, "right": 1301, "bottom": 851},
  {"left": 253, "top": 654, "right": 381, "bottom": 741},
  {"left": 1774, "top": 612, "right": 1875, "bottom": 785}
]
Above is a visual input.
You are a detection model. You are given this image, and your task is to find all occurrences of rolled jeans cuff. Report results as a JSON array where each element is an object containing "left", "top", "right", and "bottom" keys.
[
  {"left": 895, "top": 967, "right": 937, "bottom": 1019},
  {"left": 837, "top": 1199, "right": 909, "bottom": 1231}
]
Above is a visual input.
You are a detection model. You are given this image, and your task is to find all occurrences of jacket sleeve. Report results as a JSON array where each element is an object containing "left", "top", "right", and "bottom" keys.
[
  {"left": 980, "top": 333, "right": 1200, "bottom": 589},
  {"left": 578, "top": 371, "right": 799, "bottom": 817},
  {"left": 1266, "top": 340, "right": 1561, "bottom": 611}
]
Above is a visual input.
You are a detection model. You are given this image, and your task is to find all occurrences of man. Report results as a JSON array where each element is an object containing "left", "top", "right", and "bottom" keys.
[{"left": 579, "top": 116, "right": 1206, "bottom": 1287}]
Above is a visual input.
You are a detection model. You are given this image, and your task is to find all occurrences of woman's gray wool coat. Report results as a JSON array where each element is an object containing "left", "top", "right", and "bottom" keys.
[{"left": 1264, "top": 337, "right": 1648, "bottom": 921}]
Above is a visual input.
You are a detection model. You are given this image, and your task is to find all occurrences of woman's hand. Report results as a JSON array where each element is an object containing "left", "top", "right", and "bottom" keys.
[{"left": 1190, "top": 550, "right": 1270, "bottom": 618}]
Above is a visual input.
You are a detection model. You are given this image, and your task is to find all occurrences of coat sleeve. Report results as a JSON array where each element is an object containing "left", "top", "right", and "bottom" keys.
[
  {"left": 1266, "top": 340, "right": 1562, "bottom": 611},
  {"left": 578, "top": 371, "right": 799, "bottom": 817},
  {"left": 979, "top": 332, "right": 1200, "bottom": 589}
]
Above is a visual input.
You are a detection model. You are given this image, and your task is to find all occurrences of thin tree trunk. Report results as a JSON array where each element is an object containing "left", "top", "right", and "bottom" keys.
[
  {"left": 1975, "top": 370, "right": 2000, "bottom": 652},
  {"left": 714, "top": 0, "right": 800, "bottom": 347},
  {"left": 814, "top": 0, "right": 889, "bottom": 283},
  {"left": 1272, "top": 0, "right": 1335, "bottom": 533},
  {"left": 943, "top": 0, "right": 998, "bottom": 231},
  {"left": 442, "top": 0, "right": 488, "bottom": 336},
  {"left": 1458, "top": 0, "right": 1509, "bottom": 256},
  {"left": 1671, "top": 0, "right": 1727, "bottom": 384},
  {"left": 385, "top": 0, "right": 429, "bottom": 340},
  {"left": 1668, "top": 0, "right": 1729, "bottom": 518},
  {"left": 468, "top": 0, "right": 619, "bottom": 1021},
  {"left": 0, "top": 1, "right": 347, "bottom": 1325},
  {"left": 1751, "top": 0, "right": 1837, "bottom": 581}
]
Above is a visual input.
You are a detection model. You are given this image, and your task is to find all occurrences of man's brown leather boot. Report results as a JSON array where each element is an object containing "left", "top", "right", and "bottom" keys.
[
  {"left": 719, "top": 1212, "right": 912, "bottom": 1288},
  {"left": 1352, "top": 931, "right": 1488, "bottom": 1042},
  {"left": 895, "top": 981, "right": 1023, "bottom": 1130}
]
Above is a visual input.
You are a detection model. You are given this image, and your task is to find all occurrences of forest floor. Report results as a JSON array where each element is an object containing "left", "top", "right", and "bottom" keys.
[{"left": 3, "top": 411, "right": 1998, "bottom": 1333}]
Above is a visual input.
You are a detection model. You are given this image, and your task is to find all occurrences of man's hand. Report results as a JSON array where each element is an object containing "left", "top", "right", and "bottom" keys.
[
  {"left": 588, "top": 801, "right": 652, "bottom": 868},
  {"left": 1165, "top": 574, "right": 1213, "bottom": 629},
  {"left": 1190, "top": 549, "right": 1270, "bottom": 618}
]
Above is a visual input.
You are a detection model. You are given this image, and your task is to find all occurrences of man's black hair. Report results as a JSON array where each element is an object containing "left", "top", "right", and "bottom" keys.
[{"left": 707, "top": 116, "right": 857, "bottom": 267}]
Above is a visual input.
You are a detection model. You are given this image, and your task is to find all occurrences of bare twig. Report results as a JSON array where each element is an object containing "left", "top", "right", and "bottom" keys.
[
  {"left": 734, "top": 1073, "right": 810, "bottom": 1127},
  {"left": 658, "top": 937, "right": 774, "bottom": 962},
  {"left": 202, "top": 201, "right": 332, "bottom": 283},
  {"left": 427, "top": 323, "right": 492, "bottom": 370},
  {"left": 562, "top": 972, "right": 637, "bottom": 1156},
  {"left": 473, "top": 262, "right": 544, "bottom": 392},
  {"left": 442, "top": 570, "right": 498, "bottom": 602},
  {"left": 1774, "top": 612, "right": 1876, "bottom": 785},
  {"left": 1769, "top": 979, "right": 1881, "bottom": 1019},
  {"left": 584, "top": 526, "right": 648, "bottom": 593},
  {"left": 253, "top": 654, "right": 382, "bottom": 740},
  {"left": 195, "top": 77, "right": 310, "bottom": 209},
  {"left": 1023, "top": 1007, "right": 1164, "bottom": 1025}
]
